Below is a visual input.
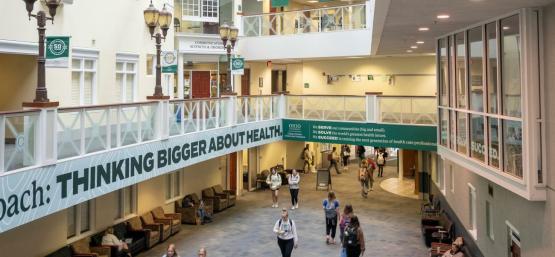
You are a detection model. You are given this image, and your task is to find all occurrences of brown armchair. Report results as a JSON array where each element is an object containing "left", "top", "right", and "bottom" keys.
[
  {"left": 202, "top": 187, "right": 228, "bottom": 212},
  {"left": 212, "top": 185, "right": 236, "bottom": 207},
  {"left": 141, "top": 212, "right": 172, "bottom": 242},
  {"left": 70, "top": 237, "right": 111, "bottom": 257},
  {"left": 175, "top": 198, "right": 200, "bottom": 225},
  {"left": 127, "top": 216, "right": 160, "bottom": 248},
  {"left": 191, "top": 193, "right": 213, "bottom": 216},
  {"left": 151, "top": 206, "right": 181, "bottom": 235}
]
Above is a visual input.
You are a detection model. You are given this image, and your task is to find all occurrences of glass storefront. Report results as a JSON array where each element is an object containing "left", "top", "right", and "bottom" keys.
[{"left": 437, "top": 14, "right": 523, "bottom": 179}]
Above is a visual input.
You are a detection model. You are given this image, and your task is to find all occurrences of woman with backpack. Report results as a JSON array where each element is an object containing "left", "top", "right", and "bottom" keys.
[
  {"left": 288, "top": 169, "right": 300, "bottom": 210},
  {"left": 339, "top": 204, "right": 354, "bottom": 257},
  {"left": 323, "top": 191, "right": 340, "bottom": 244},
  {"left": 273, "top": 208, "right": 298, "bottom": 257},
  {"left": 267, "top": 168, "right": 282, "bottom": 208},
  {"left": 343, "top": 215, "right": 365, "bottom": 257},
  {"left": 359, "top": 160, "right": 374, "bottom": 198}
]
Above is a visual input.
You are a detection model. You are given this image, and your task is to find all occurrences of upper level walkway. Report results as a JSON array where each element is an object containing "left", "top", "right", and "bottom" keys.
[{"left": 0, "top": 93, "right": 436, "bottom": 233}]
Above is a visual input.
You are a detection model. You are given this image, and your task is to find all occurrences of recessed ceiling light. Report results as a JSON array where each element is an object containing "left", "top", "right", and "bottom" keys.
[
  {"left": 307, "top": 0, "right": 318, "bottom": 2},
  {"left": 437, "top": 14, "right": 450, "bottom": 19},
  {"left": 407, "top": 50, "right": 413, "bottom": 53},
  {"left": 410, "top": 46, "right": 418, "bottom": 49},
  {"left": 503, "top": 26, "right": 510, "bottom": 30},
  {"left": 418, "top": 27, "right": 430, "bottom": 31},
  {"left": 416, "top": 41, "right": 425, "bottom": 44}
]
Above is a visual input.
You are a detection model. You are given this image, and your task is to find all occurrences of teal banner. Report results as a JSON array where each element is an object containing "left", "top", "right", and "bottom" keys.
[
  {"left": 271, "top": 0, "right": 289, "bottom": 7},
  {"left": 283, "top": 119, "right": 437, "bottom": 151}
]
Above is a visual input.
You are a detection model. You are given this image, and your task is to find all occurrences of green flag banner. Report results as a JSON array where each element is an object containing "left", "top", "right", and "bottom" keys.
[
  {"left": 161, "top": 51, "right": 178, "bottom": 73},
  {"left": 271, "top": 0, "right": 289, "bottom": 7},
  {"left": 231, "top": 57, "right": 245, "bottom": 75},
  {"left": 46, "top": 36, "right": 70, "bottom": 68},
  {"left": 283, "top": 119, "right": 437, "bottom": 151}
]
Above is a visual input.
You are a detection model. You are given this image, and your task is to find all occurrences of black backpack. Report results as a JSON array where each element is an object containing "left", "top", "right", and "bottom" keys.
[{"left": 344, "top": 226, "right": 359, "bottom": 247}]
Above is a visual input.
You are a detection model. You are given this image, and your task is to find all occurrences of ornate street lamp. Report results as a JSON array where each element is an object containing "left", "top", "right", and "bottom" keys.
[
  {"left": 22, "top": 0, "right": 62, "bottom": 107},
  {"left": 144, "top": 1, "right": 172, "bottom": 100},
  {"left": 219, "top": 23, "right": 239, "bottom": 94}
]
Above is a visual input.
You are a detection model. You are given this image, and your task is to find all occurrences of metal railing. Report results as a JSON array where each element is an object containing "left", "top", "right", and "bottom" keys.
[
  {"left": 242, "top": 4, "right": 367, "bottom": 37},
  {"left": 0, "top": 94, "right": 435, "bottom": 174}
]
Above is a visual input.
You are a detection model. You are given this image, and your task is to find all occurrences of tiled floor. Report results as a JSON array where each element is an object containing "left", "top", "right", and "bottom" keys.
[
  {"left": 380, "top": 178, "right": 419, "bottom": 199},
  {"left": 142, "top": 163, "right": 428, "bottom": 257}
]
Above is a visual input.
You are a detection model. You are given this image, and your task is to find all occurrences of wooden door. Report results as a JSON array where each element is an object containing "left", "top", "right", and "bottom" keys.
[
  {"left": 229, "top": 152, "right": 237, "bottom": 192},
  {"left": 282, "top": 70, "right": 287, "bottom": 92},
  {"left": 191, "top": 71, "right": 211, "bottom": 98},
  {"left": 241, "top": 69, "right": 251, "bottom": 95},
  {"left": 402, "top": 149, "right": 418, "bottom": 178},
  {"left": 271, "top": 70, "right": 279, "bottom": 93}
]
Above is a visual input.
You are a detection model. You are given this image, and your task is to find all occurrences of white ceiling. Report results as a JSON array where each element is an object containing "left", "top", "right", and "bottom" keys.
[{"left": 375, "top": 0, "right": 555, "bottom": 55}]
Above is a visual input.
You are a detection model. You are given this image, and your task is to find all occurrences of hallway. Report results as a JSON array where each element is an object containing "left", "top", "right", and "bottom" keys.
[{"left": 142, "top": 163, "right": 428, "bottom": 257}]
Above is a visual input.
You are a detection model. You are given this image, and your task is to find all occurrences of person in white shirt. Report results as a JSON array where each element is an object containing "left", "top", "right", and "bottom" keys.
[
  {"left": 273, "top": 208, "right": 298, "bottom": 257},
  {"left": 101, "top": 227, "right": 131, "bottom": 257},
  {"left": 288, "top": 169, "right": 301, "bottom": 209},
  {"left": 266, "top": 168, "right": 282, "bottom": 208}
]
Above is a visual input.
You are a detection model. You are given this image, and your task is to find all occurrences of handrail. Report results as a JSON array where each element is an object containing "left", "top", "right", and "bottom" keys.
[
  {"left": 0, "top": 109, "right": 41, "bottom": 116},
  {"left": 58, "top": 101, "right": 154, "bottom": 111},
  {"left": 242, "top": 3, "right": 366, "bottom": 17}
]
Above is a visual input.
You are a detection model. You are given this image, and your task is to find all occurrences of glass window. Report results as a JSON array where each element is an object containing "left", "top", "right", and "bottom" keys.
[
  {"left": 469, "top": 26, "right": 484, "bottom": 112},
  {"left": 503, "top": 120, "right": 522, "bottom": 178},
  {"left": 440, "top": 109, "right": 449, "bottom": 147},
  {"left": 173, "top": 172, "right": 181, "bottom": 197},
  {"left": 470, "top": 114, "right": 485, "bottom": 162},
  {"left": 501, "top": 15, "right": 521, "bottom": 117},
  {"left": 488, "top": 118, "right": 500, "bottom": 168},
  {"left": 468, "top": 184, "right": 477, "bottom": 236},
  {"left": 450, "top": 111, "right": 457, "bottom": 150},
  {"left": 456, "top": 112, "right": 468, "bottom": 154},
  {"left": 71, "top": 58, "right": 97, "bottom": 106},
  {"left": 439, "top": 38, "right": 449, "bottom": 106},
  {"left": 486, "top": 22, "right": 499, "bottom": 114},
  {"left": 124, "top": 187, "right": 133, "bottom": 216},
  {"left": 116, "top": 61, "right": 137, "bottom": 102},
  {"left": 146, "top": 54, "right": 154, "bottom": 76},
  {"left": 486, "top": 200, "right": 494, "bottom": 240},
  {"left": 449, "top": 165, "right": 454, "bottom": 193},
  {"left": 67, "top": 206, "right": 76, "bottom": 238},
  {"left": 165, "top": 174, "right": 172, "bottom": 200},
  {"left": 80, "top": 201, "right": 90, "bottom": 233},
  {"left": 455, "top": 32, "right": 467, "bottom": 109}
]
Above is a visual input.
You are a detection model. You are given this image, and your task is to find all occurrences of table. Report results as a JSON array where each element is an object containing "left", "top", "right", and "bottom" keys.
[{"left": 430, "top": 242, "right": 451, "bottom": 257}]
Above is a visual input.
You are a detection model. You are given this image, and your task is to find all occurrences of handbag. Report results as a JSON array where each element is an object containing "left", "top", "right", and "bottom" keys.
[{"left": 340, "top": 247, "right": 347, "bottom": 257}]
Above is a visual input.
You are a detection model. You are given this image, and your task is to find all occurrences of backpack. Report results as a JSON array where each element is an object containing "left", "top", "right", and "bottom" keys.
[
  {"left": 377, "top": 153, "right": 385, "bottom": 165},
  {"left": 324, "top": 200, "right": 338, "bottom": 219},
  {"left": 359, "top": 168, "right": 368, "bottom": 181},
  {"left": 344, "top": 226, "right": 359, "bottom": 247},
  {"left": 278, "top": 219, "right": 293, "bottom": 233},
  {"left": 327, "top": 153, "right": 333, "bottom": 161},
  {"left": 300, "top": 150, "right": 305, "bottom": 160}
]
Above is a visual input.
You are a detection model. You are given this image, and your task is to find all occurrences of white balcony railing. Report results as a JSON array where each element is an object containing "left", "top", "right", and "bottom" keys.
[
  {"left": 0, "top": 94, "right": 435, "bottom": 174},
  {"left": 242, "top": 4, "right": 367, "bottom": 37}
]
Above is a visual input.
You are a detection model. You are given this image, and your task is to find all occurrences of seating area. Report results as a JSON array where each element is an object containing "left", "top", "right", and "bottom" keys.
[
  {"left": 421, "top": 195, "right": 473, "bottom": 257},
  {"left": 45, "top": 184, "right": 235, "bottom": 257}
]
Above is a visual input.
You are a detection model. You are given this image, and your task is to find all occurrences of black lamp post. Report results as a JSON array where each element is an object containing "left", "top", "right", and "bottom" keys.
[
  {"left": 22, "top": 0, "right": 62, "bottom": 108},
  {"left": 219, "top": 23, "right": 239, "bottom": 94},
  {"left": 144, "top": 1, "right": 172, "bottom": 100}
]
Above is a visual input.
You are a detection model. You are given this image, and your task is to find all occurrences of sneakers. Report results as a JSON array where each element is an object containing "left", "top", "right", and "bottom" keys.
[
  {"left": 295, "top": 203, "right": 299, "bottom": 209},
  {"left": 326, "top": 235, "right": 330, "bottom": 245},
  {"left": 291, "top": 206, "right": 296, "bottom": 210},
  {"left": 272, "top": 203, "right": 278, "bottom": 208}
]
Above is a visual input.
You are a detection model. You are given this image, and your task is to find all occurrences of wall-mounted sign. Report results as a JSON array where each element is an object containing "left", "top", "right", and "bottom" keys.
[
  {"left": 367, "top": 75, "right": 374, "bottom": 80},
  {"left": 178, "top": 36, "right": 225, "bottom": 54},
  {"left": 259, "top": 77, "right": 264, "bottom": 88},
  {"left": 0, "top": 120, "right": 282, "bottom": 233},
  {"left": 46, "top": 36, "right": 70, "bottom": 68},
  {"left": 161, "top": 51, "right": 178, "bottom": 73},
  {"left": 304, "top": 83, "right": 310, "bottom": 88},
  {"left": 271, "top": 0, "right": 289, "bottom": 7},
  {"left": 231, "top": 57, "right": 245, "bottom": 75},
  {"left": 283, "top": 119, "right": 437, "bottom": 151}
]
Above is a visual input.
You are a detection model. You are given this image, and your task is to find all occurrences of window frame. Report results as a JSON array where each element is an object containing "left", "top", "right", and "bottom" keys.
[
  {"left": 486, "top": 200, "right": 494, "bottom": 241},
  {"left": 165, "top": 170, "right": 183, "bottom": 203},
  {"left": 67, "top": 200, "right": 95, "bottom": 242},
  {"left": 468, "top": 183, "right": 477, "bottom": 240},
  {"left": 181, "top": 0, "right": 219, "bottom": 22},
  {"left": 116, "top": 53, "right": 139, "bottom": 103},
  {"left": 114, "top": 185, "right": 137, "bottom": 222},
  {"left": 71, "top": 50, "right": 98, "bottom": 106}
]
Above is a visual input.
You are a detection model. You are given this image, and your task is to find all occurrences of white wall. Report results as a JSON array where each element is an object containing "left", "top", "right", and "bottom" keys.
[{"left": 0, "top": 0, "right": 174, "bottom": 108}]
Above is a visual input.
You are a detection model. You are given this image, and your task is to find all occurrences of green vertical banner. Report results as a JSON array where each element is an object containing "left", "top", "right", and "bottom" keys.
[
  {"left": 161, "top": 51, "right": 178, "bottom": 73},
  {"left": 46, "top": 36, "right": 70, "bottom": 68},
  {"left": 271, "top": 0, "right": 288, "bottom": 8},
  {"left": 231, "top": 57, "right": 245, "bottom": 75}
]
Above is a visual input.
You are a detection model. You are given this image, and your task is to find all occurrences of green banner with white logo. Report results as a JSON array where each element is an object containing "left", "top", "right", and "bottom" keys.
[
  {"left": 231, "top": 57, "right": 244, "bottom": 75},
  {"left": 283, "top": 119, "right": 437, "bottom": 151},
  {"left": 271, "top": 0, "right": 289, "bottom": 7},
  {"left": 46, "top": 36, "right": 70, "bottom": 68},
  {"left": 161, "top": 51, "right": 178, "bottom": 73}
]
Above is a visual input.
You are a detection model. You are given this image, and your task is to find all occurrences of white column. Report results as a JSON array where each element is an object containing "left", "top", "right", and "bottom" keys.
[
  {"left": 365, "top": 93, "right": 379, "bottom": 123},
  {"left": 177, "top": 53, "right": 184, "bottom": 99},
  {"left": 278, "top": 93, "right": 287, "bottom": 118},
  {"left": 398, "top": 149, "right": 404, "bottom": 181}
]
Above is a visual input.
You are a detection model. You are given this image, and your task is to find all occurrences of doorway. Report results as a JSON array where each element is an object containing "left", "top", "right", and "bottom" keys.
[
  {"left": 241, "top": 68, "right": 251, "bottom": 95},
  {"left": 191, "top": 71, "right": 211, "bottom": 98},
  {"left": 508, "top": 225, "right": 521, "bottom": 257},
  {"left": 248, "top": 147, "right": 259, "bottom": 191},
  {"left": 271, "top": 70, "right": 287, "bottom": 93}
]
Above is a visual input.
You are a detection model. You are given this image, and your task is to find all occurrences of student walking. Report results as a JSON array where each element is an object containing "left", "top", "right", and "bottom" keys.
[
  {"left": 301, "top": 144, "right": 312, "bottom": 174},
  {"left": 358, "top": 160, "right": 371, "bottom": 198},
  {"left": 343, "top": 215, "right": 365, "bottom": 257},
  {"left": 328, "top": 147, "right": 342, "bottom": 174},
  {"left": 273, "top": 208, "right": 298, "bottom": 257},
  {"left": 323, "top": 191, "right": 340, "bottom": 244},
  {"left": 376, "top": 150, "right": 386, "bottom": 177},
  {"left": 267, "top": 168, "right": 282, "bottom": 208},
  {"left": 341, "top": 145, "right": 351, "bottom": 170},
  {"left": 288, "top": 169, "right": 300, "bottom": 209},
  {"left": 339, "top": 204, "right": 354, "bottom": 247}
]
